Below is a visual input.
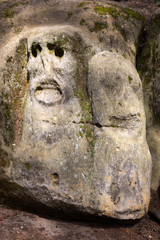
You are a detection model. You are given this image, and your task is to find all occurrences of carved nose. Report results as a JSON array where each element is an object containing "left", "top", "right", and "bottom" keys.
[
  {"left": 39, "top": 54, "right": 54, "bottom": 75},
  {"left": 39, "top": 51, "right": 64, "bottom": 76}
]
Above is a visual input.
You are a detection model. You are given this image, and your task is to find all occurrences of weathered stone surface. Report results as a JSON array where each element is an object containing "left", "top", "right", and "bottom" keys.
[
  {"left": 0, "top": 0, "right": 151, "bottom": 220},
  {"left": 88, "top": 51, "right": 151, "bottom": 219},
  {"left": 147, "top": 126, "right": 160, "bottom": 190},
  {"left": 88, "top": 51, "right": 144, "bottom": 127},
  {"left": 137, "top": 9, "right": 160, "bottom": 191}
]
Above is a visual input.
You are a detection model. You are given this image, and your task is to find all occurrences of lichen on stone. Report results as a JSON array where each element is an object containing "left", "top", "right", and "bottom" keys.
[
  {"left": 76, "top": 2, "right": 91, "bottom": 8},
  {"left": 66, "top": 11, "right": 73, "bottom": 20},
  {"left": 94, "top": 4, "right": 145, "bottom": 23}
]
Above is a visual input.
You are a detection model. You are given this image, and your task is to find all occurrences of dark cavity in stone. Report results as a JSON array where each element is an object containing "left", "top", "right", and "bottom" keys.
[
  {"left": 47, "top": 43, "right": 55, "bottom": 51},
  {"left": 47, "top": 43, "right": 64, "bottom": 58},
  {"left": 55, "top": 47, "right": 64, "bottom": 58},
  {"left": 31, "top": 42, "right": 42, "bottom": 58},
  {"left": 50, "top": 173, "right": 60, "bottom": 184}
]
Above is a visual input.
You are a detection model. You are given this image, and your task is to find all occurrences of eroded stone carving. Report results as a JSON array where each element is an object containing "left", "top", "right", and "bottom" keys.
[{"left": 0, "top": 1, "right": 151, "bottom": 220}]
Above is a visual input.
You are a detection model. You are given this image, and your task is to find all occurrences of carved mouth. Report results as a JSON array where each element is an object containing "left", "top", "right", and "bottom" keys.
[{"left": 34, "top": 80, "right": 63, "bottom": 106}]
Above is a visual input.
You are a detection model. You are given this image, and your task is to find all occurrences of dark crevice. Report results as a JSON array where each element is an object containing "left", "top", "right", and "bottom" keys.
[
  {"left": 27, "top": 46, "right": 30, "bottom": 62},
  {"left": 41, "top": 121, "right": 126, "bottom": 129},
  {"left": 27, "top": 40, "right": 30, "bottom": 83},
  {"left": 27, "top": 71, "right": 30, "bottom": 83},
  {"left": 94, "top": 122, "right": 102, "bottom": 128},
  {"left": 136, "top": 28, "right": 149, "bottom": 70},
  {"left": 148, "top": 187, "right": 160, "bottom": 224},
  {"left": 136, "top": 14, "right": 160, "bottom": 125},
  {"left": 148, "top": 209, "right": 160, "bottom": 223},
  {"left": 136, "top": 12, "right": 155, "bottom": 71}
]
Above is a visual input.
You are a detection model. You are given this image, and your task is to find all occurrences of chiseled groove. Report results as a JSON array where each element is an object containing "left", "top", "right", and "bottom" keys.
[{"left": 41, "top": 120, "right": 134, "bottom": 129}]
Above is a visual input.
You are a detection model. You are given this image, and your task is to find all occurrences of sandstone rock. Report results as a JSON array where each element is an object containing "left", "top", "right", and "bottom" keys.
[
  {"left": 0, "top": 0, "right": 151, "bottom": 220},
  {"left": 88, "top": 51, "right": 151, "bottom": 219},
  {"left": 137, "top": 10, "right": 160, "bottom": 191}
]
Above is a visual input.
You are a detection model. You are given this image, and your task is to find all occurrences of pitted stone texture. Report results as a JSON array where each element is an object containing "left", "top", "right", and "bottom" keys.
[
  {"left": 0, "top": 1, "right": 151, "bottom": 220},
  {"left": 87, "top": 52, "right": 151, "bottom": 218},
  {"left": 93, "top": 127, "right": 151, "bottom": 219},
  {"left": 88, "top": 51, "right": 144, "bottom": 128}
]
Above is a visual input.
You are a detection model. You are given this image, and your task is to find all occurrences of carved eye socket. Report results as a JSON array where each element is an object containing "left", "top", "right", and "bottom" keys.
[
  {"left": 31, "top": 42, "right": 42, "bottom": 58},
  {"left": 34, "top": 80, "right": 62, "bottom": 106},
  {"left": 55, "top": 47, "right": 64, "bottom": 57},
  {"left": 47, "top": 43, "right": 55, "bottom": 51},
  {"left": 47, "top": 43, "right": 64, "bottom": 58}
]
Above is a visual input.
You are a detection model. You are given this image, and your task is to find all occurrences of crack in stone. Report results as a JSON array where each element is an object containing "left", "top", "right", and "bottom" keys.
[{"left": 41, "top": 120, "right": 133, "bottom": 129}]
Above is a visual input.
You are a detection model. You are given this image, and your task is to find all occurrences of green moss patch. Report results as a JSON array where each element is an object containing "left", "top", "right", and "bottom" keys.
[
  {"left": 137, "top": 40, "right": 159, "bottom": 79},
  {"left": 74, "top": 89, "right": 92, "bottom": 123},
  {"left": 80, "top": 19, "right": 86, "bottom": 26},
  {"left": 94, "top": 5, "right": 145, "bottom": 23},
  {"left": 66, "top": 11, "right": 73, "bottom": 20},
  {"left": 14, "top": 27, "right": 23, "bottom": 34},
  {"left": 128, "top": 75, "right": 133, "bottom": 84},
  {"left": 4, "top": 9, "right": 14, "bottom": 18},
  {"left": 122, "top": 8, "right": 145, "bottom": 22},
  {"left": 77, "top": 123, "right": 95, "bottom": 157},
  {"left": 2, "top": 39, "right": 28, "bottom": 145},
  {"left": 46, "top": 35, "right": 69, "bottom": 55},
  {"left": 24, "top": 162, "right": 32, "bottom": 170},
  {"left": 94, "top": 6, "right": 120, "bottom": 18},
  {"left": 94, "top": 22, "right": 108, "bottom": 31},
  {"left": 79, "top": 18, "right": 108, "bottom": 33},
  {"left": 0, "top": 148, "right": 10, "bottom": 168},
  {"left": 77, "top": 2, "right": 90, "bottom": 8},
  {"left": 74, "top": 88, "right": 95, "bottom": 157},
  {"left": 0, "top": 1, "right": 29, "bottom": 19}
]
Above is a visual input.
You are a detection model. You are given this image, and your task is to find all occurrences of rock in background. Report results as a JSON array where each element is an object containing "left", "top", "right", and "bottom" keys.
[{"left": 137, "top": 9, "right": 160, "bottom": 191}]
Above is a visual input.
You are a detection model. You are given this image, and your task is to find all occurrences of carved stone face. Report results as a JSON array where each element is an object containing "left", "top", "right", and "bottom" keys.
[
  {"left": 0, "top": 26, "right": 151, "bottom": 220},
  {"left": 23, "top": 30, "right": 82, "bottom": 144}
]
